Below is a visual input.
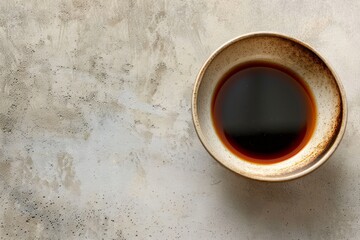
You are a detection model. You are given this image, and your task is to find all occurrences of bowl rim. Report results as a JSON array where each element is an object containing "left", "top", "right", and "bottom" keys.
[{"left": 191, "top": 31, "right": 348, "bottom": 182}]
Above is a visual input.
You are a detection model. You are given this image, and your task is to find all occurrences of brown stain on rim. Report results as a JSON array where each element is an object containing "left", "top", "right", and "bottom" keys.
[{"left": 191, "top": 32, "right": 348, "bottom": 182}]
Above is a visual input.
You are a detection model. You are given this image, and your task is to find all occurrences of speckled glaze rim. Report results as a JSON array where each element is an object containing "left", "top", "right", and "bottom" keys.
[{"left": 192, "top": 32, "right": 347, "bottom": 182}]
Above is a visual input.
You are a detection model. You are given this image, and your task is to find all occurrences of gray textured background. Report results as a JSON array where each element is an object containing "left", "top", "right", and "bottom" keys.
[{"left": 0, "top": 0, "right": 359, "bottom": 239}]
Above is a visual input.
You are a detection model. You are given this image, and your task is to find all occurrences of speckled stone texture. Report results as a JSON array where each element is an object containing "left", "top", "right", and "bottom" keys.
[{"left": 0, "top": 0, "right": 359, "bottom": 239}]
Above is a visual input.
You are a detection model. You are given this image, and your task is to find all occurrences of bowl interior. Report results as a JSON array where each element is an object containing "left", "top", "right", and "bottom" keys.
[{"left": 192, "top": 33, "right": 346, "bottom": 181}]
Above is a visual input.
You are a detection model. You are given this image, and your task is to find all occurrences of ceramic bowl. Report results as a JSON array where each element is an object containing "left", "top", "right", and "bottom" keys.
[{"left": 192, "top": 32, "right": 347, "bottom": 181}]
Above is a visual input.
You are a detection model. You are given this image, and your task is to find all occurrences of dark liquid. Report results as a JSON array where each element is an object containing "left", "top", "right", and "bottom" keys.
[{"left": 212, "top": 62, "right": 316, "bottom": 163}]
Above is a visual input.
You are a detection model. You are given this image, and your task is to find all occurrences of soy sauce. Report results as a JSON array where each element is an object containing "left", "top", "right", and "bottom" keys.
[{"left": 212, "top": 62, "right": 316, "bottom": 163}]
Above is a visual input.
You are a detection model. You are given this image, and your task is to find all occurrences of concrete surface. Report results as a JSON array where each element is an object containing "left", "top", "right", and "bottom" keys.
[{"left": 0, "top": 0, "right": 359, "bottom": 239}]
